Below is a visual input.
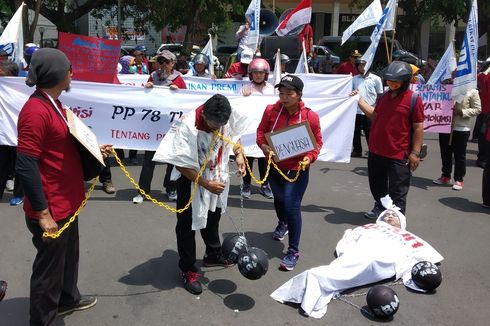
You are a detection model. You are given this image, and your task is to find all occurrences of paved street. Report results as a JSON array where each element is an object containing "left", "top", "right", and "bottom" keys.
[{"left": 1, "top": 135, "right": 489, "bottom": 326}]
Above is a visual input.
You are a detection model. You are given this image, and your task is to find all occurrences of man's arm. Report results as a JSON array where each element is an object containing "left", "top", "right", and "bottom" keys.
[
  {"left": 176, "top": 166, "right": 225, "bottom": 195},
  {"left": 408, "top": 122, "right": 423, "bottom": 171},
  {"left": 358, "top": 97, "right": 377, "bottom": 120}
]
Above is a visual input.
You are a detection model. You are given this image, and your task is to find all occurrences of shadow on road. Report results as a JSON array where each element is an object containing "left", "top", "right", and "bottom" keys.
[
  {"left": 439, "top": 197, "right": 487, "bottom": 213},
  {"left": 0, "top": 297, "right": 31, "bottom": 325},
  {"left": 118, "top": 250, "right": 180, "bottom": 291}
]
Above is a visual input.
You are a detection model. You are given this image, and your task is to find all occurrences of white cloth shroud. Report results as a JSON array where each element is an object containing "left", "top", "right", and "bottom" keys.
[
  {"left": 153, "top": 106, "right": 251, "bottom": 230},
  {"left": 270, "top": 223, "right": 444, "bottom": 318}
]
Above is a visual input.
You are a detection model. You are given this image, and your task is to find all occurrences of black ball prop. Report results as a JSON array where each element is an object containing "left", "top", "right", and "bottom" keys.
[
  {"left": 411, "top": 261, "right": 442, "bottom": 291},
  {"left": 0, "top": 280, "right": 7, "bottom": 301},
  {"left": 237, "top": 247, "right": 269, "bottom": 280},
  {"left": 222, "top": 235, "right": 248, "bottom": 264},
  {"left": 366, "top": 285, "right": 400, "bottom": 318}
]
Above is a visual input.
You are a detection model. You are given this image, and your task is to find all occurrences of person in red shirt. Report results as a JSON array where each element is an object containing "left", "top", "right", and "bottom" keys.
[
  {"left": 357, "top": 61, "right": 424, "bottom": 218},
  {"left": 256, "top": 75, "right": 323, "bottom": 271},
  {"left": 476, "top": 68, "right": 490, "bottom": 168},
  {"left": 223, "top": 47, "right": 254, "bottom": 79},
  {"left": 16, "top": 48, "right": 112, "bottom": 325},
  {"left": 336, "top": 50, "right": 362, "bottom": 75},
  {"left": 298, "top": 24, "right": 314, "bottom": 56},
  {"left": 482, "top": 116, "right": 490, "bottom": 208}
]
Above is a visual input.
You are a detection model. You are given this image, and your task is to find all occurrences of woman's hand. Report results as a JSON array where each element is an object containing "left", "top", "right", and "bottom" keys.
[
  {"left": 300, "top": 156, "right": 310, "bottom": 170},
  {"left": 145, "top": 81, "right": 154, "bottom": 88},
  {"left": 260, "top": 144, "right": 274, "bottom": 158},
  {"left": 235, "top": 153, "right": 246, "bottom": 176},
  {"left": 99, "top": 144, "right": 113, "bottom": 158}
]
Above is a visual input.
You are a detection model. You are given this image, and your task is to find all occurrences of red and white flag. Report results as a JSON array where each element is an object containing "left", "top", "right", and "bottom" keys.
[{"left": 275, "top": 0, "right": 312, "bottom": 36}]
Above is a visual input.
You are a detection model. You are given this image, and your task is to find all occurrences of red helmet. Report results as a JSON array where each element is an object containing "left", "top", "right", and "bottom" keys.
[{"left": 248, "top": 58, "right": 270, "bottom": 81}]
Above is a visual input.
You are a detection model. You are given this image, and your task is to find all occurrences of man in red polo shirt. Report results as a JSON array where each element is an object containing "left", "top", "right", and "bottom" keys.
[
  {"left": 357, "top": 61, "right": 424, "bottom": 218},
  {"left": 336, "top": 50, "right": 362, "bottom": 75},
  {"left": 16, "top": 48, "right": 112, "bottom": 326}
]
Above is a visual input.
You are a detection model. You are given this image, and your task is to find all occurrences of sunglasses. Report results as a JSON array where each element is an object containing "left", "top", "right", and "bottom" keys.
[{"left": 157, "top": 58, "right": 172, "bottom": 65}]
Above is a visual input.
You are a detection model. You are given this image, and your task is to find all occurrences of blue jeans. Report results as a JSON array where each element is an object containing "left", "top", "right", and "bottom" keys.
[{"left": 268, "top": 168, "right": 310, "bottom": 252}]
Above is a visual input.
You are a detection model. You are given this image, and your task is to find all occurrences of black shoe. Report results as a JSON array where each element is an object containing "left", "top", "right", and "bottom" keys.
[
  {"left": 182, "top": 271, "right": 202, "bottom": 295},
  {"left": 351, "top": 151, "right": 362, "bottom": 158},
  {"left": 58, "top": 295, "right": 97, "bottom": 315},
  {"left": 202, "top": 254, "right": 234, "bottom": 267}
]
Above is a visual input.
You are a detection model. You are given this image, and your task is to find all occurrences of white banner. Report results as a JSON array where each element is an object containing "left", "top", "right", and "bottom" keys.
[
  {"left": 451, "top": 0, "right": 478, "bottom": 103},
  {"left": 341, "top": 0, "right": 383, "bottom": 45},
  {"left": 0, "top": 3, "right": 24, "bottom": 64},
  {"left": 0, "top": 77, "right": 357, "bottom": 162},
  {"left": 245, "top": 0, "right": 261, "bottom": 52},
  {"left": 426, "top": 43, "right": 457, "bottom": 86},
  {"left": 118, "top": 74, "right": 353, "bottom": 97}
]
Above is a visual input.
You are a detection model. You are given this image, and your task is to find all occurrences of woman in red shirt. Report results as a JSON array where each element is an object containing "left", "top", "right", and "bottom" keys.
[{"left": 256, "top": 75, "right": 323, "bottom": 271}]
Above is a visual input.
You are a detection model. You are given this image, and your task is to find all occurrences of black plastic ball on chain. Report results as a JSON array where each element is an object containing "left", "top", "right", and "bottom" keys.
[
  {"left": 411, "top": 261, "right": 442, "bottom": 291},
  {"left": 222, "top": 234, "right": 248, "bottom": 264},
  {"left": 0, "top": 280, "right": 7, "bottom": 301},
  {"left": 366, "top": 285, "right": 400, "bottom": 318},
  {"left": 237, "top": 247, "right": 269, "bottom": 280}
]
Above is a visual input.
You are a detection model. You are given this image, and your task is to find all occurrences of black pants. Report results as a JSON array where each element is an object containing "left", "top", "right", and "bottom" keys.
[
  {"left": 175, "top": 176, "right": 222, "bottom": 272},
  {"left": 438, "top": 131, "right": 470, "bottom": 182},
  {"left": 0, "top": 145, "right": 24, "bottom": 199},
  {"left": 472, "top": 114, "right": 484, "bottom": 140},
  {"left": 26, "top": 216, "right": 81, "bottom": 326},
  {"left": 137, "top": 151, "right": 175, "bottom": 193},
  {"left": 368, "top": 152, "right": 411, "bottom": 214},
  {"left": 482, "top": 140, "right": 490, "bottom": 205},
  {"left": 477, "top": 123, "right": 488, "bottom": 163},
  {"left": 114, "top": 149, "right": 137, "bottom": 160},
  {"left": 99, "top": 157, "right": 112, "bottom": 183},
  {"left": 243, "top": 157, "right": 268, "bottom": 186},
  {"left": 352, "top": 114, "right": 371, "bottom": 153}
]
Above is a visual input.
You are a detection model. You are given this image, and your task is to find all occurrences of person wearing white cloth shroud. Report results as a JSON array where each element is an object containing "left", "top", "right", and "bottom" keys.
[
  {"left": 270, "top": 195, "right": 444, "bottom": 319},
  {"left": 153, "top": 94, "right": 251, "bottom": 295}
]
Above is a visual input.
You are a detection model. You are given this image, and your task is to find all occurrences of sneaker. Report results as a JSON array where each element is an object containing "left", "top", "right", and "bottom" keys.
[
  {"left": 102, "top": 181, "right": 116, "bottom": 194},
  {"left": 58, "top": 295, "right": 97, "bottom": 315},
  {"left": 433, "top": 176, "right": 452, "bottom": 186},
  {"left": 272, "top": 222, "right": 288, "bottom": 241},
  {"left": 167, "top": 190, "right": 178, "bottom": 201},
  {"left": 132, "top": 195, "right": 144, "bottom": 204},
  {"left": 260, "top": 184, "right": 273, "bottom": 199},
  {"left": 476, "top": 160, "right": 487, "bottom": 169},
  {"left": 202, "top": 254, "right": 234, "bottom": 267},
  {"left": 483, "top": 203, "right": 490, "bottom": 209},
  {"left": 364, "top": 203, "right": 383, "bottom": 220},
  {"left": 182, "top": 271, "right": 202, "bottom": 295},
  {"left": 5, "top": 179, "right": 14, "bottom": 192},
  {"left": 280, "top": 250, "right": 300, "bottom": 271},
  {"left": 452, "top": 181, "right": 464, "bottom": 191},
  {"left": 241, "top": 184, "right": 251, "bottom": 199},
  {"left": 351, "top": 150, "right": 362, "bottom": 158},
  {"left": 9, "top": 197, "right": 23, "bottom": 206}
]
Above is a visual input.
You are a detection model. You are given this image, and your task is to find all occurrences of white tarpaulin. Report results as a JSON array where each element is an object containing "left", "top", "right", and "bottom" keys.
[
  {"left": 117, "top": 74, "right": 354, "bottom": 97},
  {"left": 0, "top": 77, "right": 358, "bottom": 162},
  {"left": 270, "top": 223, "right": 444, "bottom": 319}
]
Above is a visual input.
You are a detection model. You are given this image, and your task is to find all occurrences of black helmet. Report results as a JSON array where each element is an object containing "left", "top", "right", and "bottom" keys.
[
  {"left": 355, "top": 58, "right": 367, "bottom": 66},
  {"left": 237, "top": 247, "right": 269, "bottom": 280},
  {"left": 366, "top": 285, "right": 400, "bottom": 318},
  {"left": 222, "top": 234, "right": 247, "bottom": 264},
  {"left": 381, "top": 61, "right": 412, "bottom": 82},
  {"left": 411, "top": 261, "right": 442, "bottom": 291}
]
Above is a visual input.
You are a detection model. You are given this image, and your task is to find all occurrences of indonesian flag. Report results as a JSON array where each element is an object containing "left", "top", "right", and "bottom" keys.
[{"left": 275, "top": 0, "right": 312, "bottom": 36}]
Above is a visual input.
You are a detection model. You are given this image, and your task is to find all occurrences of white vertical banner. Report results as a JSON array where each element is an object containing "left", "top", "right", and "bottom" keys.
[
  {"left": 341, "top": 0, "right": 383, "bottom": 45},
  {"left": 201, "top": 34, "right": 214, "bottom": 75},
  {"left": 0, "top": 2, "right": 25, "bottom": 65},
  {"left": 295, "top": 40, "right": 309, "bottom": 74},
  {"left": 245, "top": 0, "right": 261, "bottom": 52},
  {"left": 361, "top": 0, "right": 398, "bottom": 72},
  {"left": 273, "top": 49, "right": 282, "bottom": 93},
  {"left": 426, "top": 43, "right": 457, "bottom": 86},
  {"left": 451, "top": 0, "right": 478, "bottom": 103}
]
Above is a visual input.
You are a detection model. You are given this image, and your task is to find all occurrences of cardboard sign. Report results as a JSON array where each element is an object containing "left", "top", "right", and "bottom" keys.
[
  {"left": 265, "top": 122, "right": 318, "bottom": 162},
  {"left": 66, "top": 109, "right": 105, "bottom": 166}
]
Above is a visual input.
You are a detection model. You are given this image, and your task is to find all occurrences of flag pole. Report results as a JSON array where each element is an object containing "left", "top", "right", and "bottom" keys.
[
  {"left": 302, "top": 40, "right": 309, "bottom": 73},
  {"left": 383, "top": 30, "right": 391, "bottom": 64},
  {"left": 389, "top": 3, "right": 398, "bottom": 63}
]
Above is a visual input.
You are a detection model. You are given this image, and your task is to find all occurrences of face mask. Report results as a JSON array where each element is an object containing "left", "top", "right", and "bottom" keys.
[{"left": 386, "top": 80, "right": 402, "bottom": 90}]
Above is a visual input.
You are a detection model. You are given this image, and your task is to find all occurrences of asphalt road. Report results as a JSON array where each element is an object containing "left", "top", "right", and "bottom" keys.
[{"left": 1, "top": 135, "right": 489, "bottom": 326}]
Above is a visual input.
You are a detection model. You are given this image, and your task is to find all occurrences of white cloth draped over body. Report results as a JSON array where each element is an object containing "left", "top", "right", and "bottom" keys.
[
  {"left": 153, "top": 107, "right": 251, "bottom": 230},
  {"left": 270, "top": 223, "right": 444, "bottom": 319}
]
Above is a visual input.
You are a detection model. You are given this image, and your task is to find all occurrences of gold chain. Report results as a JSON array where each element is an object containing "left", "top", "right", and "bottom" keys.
[
  {"left": 215, "top": 132, "right": 303, "bottom": 183},
  {"left": 42, "top": 128, "right": 306, "bottom": 238},
  {"left": 43, "top": 177, "right": 99, "bottom": 238}
]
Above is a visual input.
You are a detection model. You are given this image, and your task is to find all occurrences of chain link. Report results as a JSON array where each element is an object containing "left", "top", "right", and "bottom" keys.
[{"left": 43, "top": 177, "right": 99, "bottom": 238}]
